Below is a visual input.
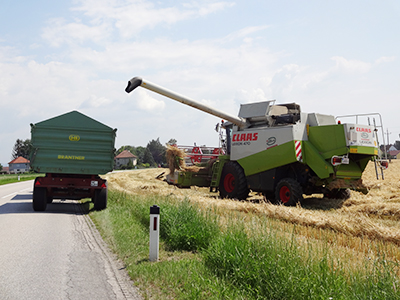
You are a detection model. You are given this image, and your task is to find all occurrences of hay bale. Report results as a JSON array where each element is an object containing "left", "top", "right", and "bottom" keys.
[
  {"left": 166, "top": 145, "right": 204, "bottom": 174},
  {"left": 166, "top": 144, "right": 187, "bottom": 174}
]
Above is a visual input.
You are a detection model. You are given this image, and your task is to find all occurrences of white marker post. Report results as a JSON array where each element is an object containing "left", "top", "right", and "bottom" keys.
[{"left": 149, "top": 205, "right": 160, "bottom": 262}]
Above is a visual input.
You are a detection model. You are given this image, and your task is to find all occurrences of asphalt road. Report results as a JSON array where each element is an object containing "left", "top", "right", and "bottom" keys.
[{"left": 0, "top": 180, "right": 141, "bottom": 300}]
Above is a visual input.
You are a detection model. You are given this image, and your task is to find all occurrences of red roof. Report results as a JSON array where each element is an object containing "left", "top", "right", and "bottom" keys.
[
  {"left": 115, "top": 150, "right": 137, "bottom": 159},
  {"left": 389, "top": 150, "right": 400, "bottom": 157},
  {"left": 9, "top": 156, "right": 30, "bottom": 164}
]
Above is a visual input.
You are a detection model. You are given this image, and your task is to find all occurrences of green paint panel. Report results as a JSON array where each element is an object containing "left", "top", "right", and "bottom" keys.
[
  {"left": 30, "top": 111, "right": 116, "bottom": 175},
  {"left": 308, "top": 124, "right": 347, "bottom": 154},
  {"left": 302, "top": 141, "right": 333, "bottom": 179},
  {"left": 238, "top": 141, "right": 297, "bottom": 176},
  {"left": 335, "top": 160, "right": 363, "bottom": 178}
]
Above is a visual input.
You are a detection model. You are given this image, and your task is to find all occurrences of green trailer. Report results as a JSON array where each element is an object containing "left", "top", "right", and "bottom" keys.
[{"left": 30, "top": 111, "right": 117, "bottom": 211}]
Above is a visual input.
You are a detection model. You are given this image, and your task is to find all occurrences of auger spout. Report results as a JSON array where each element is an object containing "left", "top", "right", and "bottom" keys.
[{"left": 125, "top": 77, "right": 247, "bottom": 128}]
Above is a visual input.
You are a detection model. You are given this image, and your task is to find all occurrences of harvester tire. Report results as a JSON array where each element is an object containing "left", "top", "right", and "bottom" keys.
[
  {"left": 263, "top": 191, "right": 276, "bottom": 203},
  {"left": 325, "top": 188, "right": 351, "bottom": 200},
  {"left": 33, "top": 186, "right": 47, "bottom": 212},
  {"left": 94, "top": 188, "right": 107, "bottom": 211},
  {"left": 275, "top": 178, "right": 303, "bottom": 206},
  {"left": 219, "top": 162, "right": 249, "bottom": 200}
]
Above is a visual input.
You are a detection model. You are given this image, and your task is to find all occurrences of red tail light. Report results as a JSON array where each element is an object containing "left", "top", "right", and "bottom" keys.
[
  {"left": 331, "top": 156, "right": 342, "bottom": 166},
  {"left": 101, "top": 183, "right": 107, "bottom": 188},
  {"left": 35, "top": 180, "right": 41, "bottom": 186},
  {"left": 380, "top": 161, "right": 389, "bottom": 169}
]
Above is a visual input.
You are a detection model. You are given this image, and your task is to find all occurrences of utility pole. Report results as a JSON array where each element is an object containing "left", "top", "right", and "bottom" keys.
[{"left": 386, "top": 128, "right": 391, "bottom": 147}]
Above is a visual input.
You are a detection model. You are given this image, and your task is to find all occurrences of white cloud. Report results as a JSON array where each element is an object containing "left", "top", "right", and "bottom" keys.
[
  {"left": 235, "top": 88, "right": 268, "bottom": 104},
  {"left": 183, "top": 1, "right": 235, "bottom": 16},
  {"left": 41, "top": 17, "right": 112, "bottom": 47},
  {"left": 331, "top": 56, "right": 371, "bottom": 73},
  {"left": 136, "top": 89, "right": 165, "bottom": 112},
  {"left": 375, "top": 56, "right": 396, "bottom": 64},
  {"left": 224, "top": 25, "right": 270, "bottom": 42},
  {"left": 46, "top": 0, "right": 237, "bottom": 43}
]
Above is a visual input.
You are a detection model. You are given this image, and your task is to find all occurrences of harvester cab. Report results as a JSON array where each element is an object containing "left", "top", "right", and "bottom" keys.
[{"left": 126, "top": 76, "right": 388, "bottom": 205}]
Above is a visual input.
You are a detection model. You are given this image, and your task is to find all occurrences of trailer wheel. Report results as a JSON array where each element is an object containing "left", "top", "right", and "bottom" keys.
[
  {"left": 94, "top": 188, "right": 107, "bottom": 211},
  {"left": 219, "top": 162, "right": 248, "bottom": 200},
  {"left": 275, "top": 178, "right": 303, "bottom": 206},
  {"left": 33, "top": 186, "right": 47, "bottom": 211},
  {"left": 325, "top": 189, "right": 351, "bottom": 200}
]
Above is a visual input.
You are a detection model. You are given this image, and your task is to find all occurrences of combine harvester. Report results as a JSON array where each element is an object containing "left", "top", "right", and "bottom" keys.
[{"left": 126, "top": 77, "right": 388, "bottom": 205}]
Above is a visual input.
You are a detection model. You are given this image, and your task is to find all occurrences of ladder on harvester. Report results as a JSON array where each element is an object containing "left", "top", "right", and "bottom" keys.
[
  {"left": 370, "top": 118, "right": 386, "bottom": 180},
  {"left": 210, "top": 160, "right": 223, "bottom": 192}
]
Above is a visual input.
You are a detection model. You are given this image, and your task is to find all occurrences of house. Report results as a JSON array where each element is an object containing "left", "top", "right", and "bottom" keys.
[
  {"left": 0, "top": 166, "right": 9, "bottom": 174},
  {"left": 8, "top": 156, "right": 30, "bottom": 173},
  {"left": 388, "top": 150, "right": 400, "bottom": 159},
  {"left": 115, "top": 150, "right": 137, "bottom": 169}
]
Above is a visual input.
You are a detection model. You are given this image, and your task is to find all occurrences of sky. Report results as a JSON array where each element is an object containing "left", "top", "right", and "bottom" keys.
[{"left": 1, "top": 0, "right": 399, "bottom": 166}]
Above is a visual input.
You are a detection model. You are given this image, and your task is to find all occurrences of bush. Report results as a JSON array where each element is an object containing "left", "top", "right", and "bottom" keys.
[{"left": 160, "top": 199, "right": 219, "bottom": 252}]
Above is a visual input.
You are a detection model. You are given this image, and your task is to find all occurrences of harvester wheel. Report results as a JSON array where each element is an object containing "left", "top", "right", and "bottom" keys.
[
  {"left": 325, "top": 188, "right": 351, "bottom": 200},
  {"left": 33, "top": 186, "right": 47, "bottom": 211},
  {"left": 263, "top": 191, "right": 276, "bottom": 203},
  {"left": 275, "top": 178, "right": 303, "bottom": 206},
  {"left": 94, "top": 188, "right": 108, "bottom": 211},
  {"left": 219, "top": 162, "right": 249, "bottom": 200}
]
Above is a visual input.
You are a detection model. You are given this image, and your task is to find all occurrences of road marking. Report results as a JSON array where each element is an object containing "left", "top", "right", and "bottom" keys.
[{"left": 2, "top": 192, "right": 17, "bottom": 199}]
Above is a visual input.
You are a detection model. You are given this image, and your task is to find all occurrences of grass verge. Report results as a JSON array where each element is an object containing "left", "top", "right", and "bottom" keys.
[
  {"left": 0, "top": 173, "right": 44, "bottom": 185},
  {"left": 89, "top": 189, "right": 400, "bottom": 299}
]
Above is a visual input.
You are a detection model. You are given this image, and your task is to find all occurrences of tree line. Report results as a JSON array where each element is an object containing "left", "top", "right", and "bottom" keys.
[{"left": 115, "top": 138, "right": 177, "bottom": 169}]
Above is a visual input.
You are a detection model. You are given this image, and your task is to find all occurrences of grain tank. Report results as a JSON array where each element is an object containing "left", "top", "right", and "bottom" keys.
[
  {"left": 126, "top": 77, "right": 388, "bottom": 205},
  {"left": 30, "top": 111, "right": 116, "bottom": 211}
]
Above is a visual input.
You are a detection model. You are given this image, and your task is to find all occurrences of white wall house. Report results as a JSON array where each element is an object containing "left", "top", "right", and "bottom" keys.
[
  {"left": 114, "top": 150, "right": 137, "bottom": 169},
  {"left": 8, "top": 156, "right": 30, "bottom": 173}
]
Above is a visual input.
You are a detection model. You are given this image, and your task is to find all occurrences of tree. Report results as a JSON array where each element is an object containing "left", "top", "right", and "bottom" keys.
[
  {"left": 147, "top": 138, "right": 166, "bottom": 165},
  {"left": 116, "top": 145, "right": 147, "bottom": 165},
  {"left": 134, "top": 146, "right": 146, "bottom": 165},
  {"left": 0, "top": 163, "right": 2, "bottom": 172},
  {"left": 12, "top": 139, "right": 33, "bottom": 160},
  {"left": 142, "top": 148, "right": 156, "bottom": 166}
]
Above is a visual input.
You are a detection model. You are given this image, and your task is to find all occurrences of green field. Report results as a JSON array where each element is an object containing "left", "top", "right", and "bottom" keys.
[{"left": 89, "top": 189, "right": 400, "bottom": 300}]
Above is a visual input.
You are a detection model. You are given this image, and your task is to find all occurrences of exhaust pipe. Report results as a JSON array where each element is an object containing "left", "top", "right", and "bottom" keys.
[{"left": 126, "top": 77, "right": 247, "bottom": 128}]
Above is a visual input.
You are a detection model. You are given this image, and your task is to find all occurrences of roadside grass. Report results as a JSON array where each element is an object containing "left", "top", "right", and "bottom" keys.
[
  {"left": 89, "top": 189, "right": 400, "bottom": 299},
  {"left": 0, "top": 173, "right": 44, "bottom": 185},
  {"left": 89, "top": 190, "right": 245, "bottom": 299}
]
